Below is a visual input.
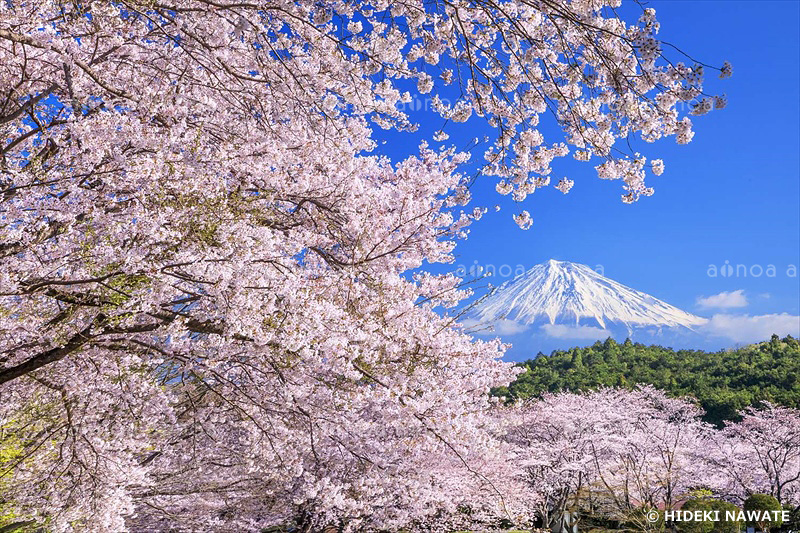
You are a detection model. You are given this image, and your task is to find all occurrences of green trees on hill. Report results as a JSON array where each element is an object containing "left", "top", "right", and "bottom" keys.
[{"left": 494, "top": 335, "right": 800, "bottom": 426}]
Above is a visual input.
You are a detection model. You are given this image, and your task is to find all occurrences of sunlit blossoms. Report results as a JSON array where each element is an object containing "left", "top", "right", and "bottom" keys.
[
  {"left": 514, "top": 211, "right": 534, "bottom": 230},
  {"left": 0, "top": 0, "right": 730, "bottom": 530},
  {"left": 504, "top": 387, "right": 717, "bottom": 532},
  {"left": 651, "top": 159, "right": 666, "bottom": 176},
  {"left": 555, "top": 178, "right": 575, "bottom": 194},
  {"left": 502, "top": 389, "right": 800, "bottom": 532},
  {"left": 711, "top": 404, "right": 800, "bottom": 506}
]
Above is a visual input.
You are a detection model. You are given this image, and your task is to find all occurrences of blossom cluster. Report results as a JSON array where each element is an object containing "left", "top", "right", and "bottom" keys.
[
  {"left": 503, "top": 389, "right": 800, "bottom": 530},
  {"left": 0, "top": 0, "right": 729, "bottom": 530}
]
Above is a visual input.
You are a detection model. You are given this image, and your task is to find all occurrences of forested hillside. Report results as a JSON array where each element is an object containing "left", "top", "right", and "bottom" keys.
[{"left": 494, "top": 335, "right": 800, "bottom": 426}]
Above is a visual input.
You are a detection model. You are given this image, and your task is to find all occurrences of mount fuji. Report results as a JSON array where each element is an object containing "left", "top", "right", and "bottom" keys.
[{"left": 468, "top": 260, "right": 707, "bottom": 341}]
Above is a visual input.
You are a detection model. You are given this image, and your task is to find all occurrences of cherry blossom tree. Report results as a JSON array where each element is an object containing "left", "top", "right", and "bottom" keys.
[
  {"left": 505, "top": 390, "right": 602, "bottom": 532},
  {"left": 587, "top": 388, "right": 717, "bottom": 530},
  {"left": 711, "top": 404, "right": 800, "bottom": 507},
  {"left": 505, "top": 387, "right": 719, "bottom": 531},
  {"left": 0, "top": 0, "right": 727, "bottom": 530}
]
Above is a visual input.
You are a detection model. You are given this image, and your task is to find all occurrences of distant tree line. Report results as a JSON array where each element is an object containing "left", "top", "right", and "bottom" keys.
[{"left": 493, "top": 335, "right": 800, "bottom": 426}]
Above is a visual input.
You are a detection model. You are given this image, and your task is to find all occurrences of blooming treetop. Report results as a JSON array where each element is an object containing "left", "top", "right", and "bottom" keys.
[
  {"left": 713, "top": 404, "right": 800, "bottom": 506},
  {"left": 0, "top": 0, "right": 726, "bottom": 530},
  {"left": 504, "top": 389, "right": 800, "bottom": 532},
  {"left": 504, "top": 387, "right": 717, "bottom": 531}
]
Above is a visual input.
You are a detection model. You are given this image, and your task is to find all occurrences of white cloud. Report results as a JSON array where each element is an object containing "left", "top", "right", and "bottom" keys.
[
  {"left": 541, "top": 324, "right": 610, "bottom": 340},
  {"left": 702, "top": 313, "right": 800, "bottom": 343},
  {"left": 696, "top": 289, "right": 748, "bottom": 310},
  {"left": 491, "top": 319, "right": 530, "bottom": 335},
  {"left": 461, "top": 318, "right": 530, "bottom": 335}
]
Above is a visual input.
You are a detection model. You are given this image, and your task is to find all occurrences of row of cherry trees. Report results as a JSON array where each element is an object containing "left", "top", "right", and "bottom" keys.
[
  {"left": 0, "top": 0, "right": 744, "bottom": 530},
  {"left": 6, "top": 373, "right": 799, "bottom": 532},
  {"left": 504, "top": 388, "right": 800, "bottom": 532}
]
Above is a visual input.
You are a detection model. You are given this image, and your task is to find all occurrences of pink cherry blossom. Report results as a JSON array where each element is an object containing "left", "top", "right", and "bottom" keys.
[{"left": 0, "top": 0, "right": 729, "bottom": 530}]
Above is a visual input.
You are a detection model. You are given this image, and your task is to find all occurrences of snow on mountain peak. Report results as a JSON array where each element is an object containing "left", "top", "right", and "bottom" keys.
[{"left": 470, "top": 260, "right": 707, "bottom": 331}]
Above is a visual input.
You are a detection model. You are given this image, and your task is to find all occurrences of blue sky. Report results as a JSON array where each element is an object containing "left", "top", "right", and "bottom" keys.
[{"left": 376, "top": 0, "right": 800, "bottom": 353}]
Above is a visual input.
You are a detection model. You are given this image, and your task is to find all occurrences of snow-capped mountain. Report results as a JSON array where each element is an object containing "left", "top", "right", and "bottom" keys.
[{"left": 470, "top": 260, "right": 707, "bottom": 332}]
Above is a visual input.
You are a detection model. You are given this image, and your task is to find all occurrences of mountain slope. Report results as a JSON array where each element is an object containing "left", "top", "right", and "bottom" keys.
[{"left": 471, "top": 260, "right": 706, "bottom": 331}]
